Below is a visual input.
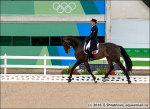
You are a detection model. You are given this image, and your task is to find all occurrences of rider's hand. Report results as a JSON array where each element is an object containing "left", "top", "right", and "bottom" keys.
[{"left": 85, "top": 37, "right": 90, "bottom": 42}]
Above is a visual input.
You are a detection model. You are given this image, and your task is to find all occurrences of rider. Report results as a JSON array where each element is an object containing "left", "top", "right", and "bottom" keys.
[{"left": 86, "top": 19, "right": 98, "bottom": 61}]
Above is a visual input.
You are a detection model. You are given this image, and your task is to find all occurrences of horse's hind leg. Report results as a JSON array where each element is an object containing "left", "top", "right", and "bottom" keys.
[
  {"left": 116, "top": 61, "right": 131, "bottom": 84},
  {"left": 103, "top": 57, "right": 114, "bottom": 82},
  {"left": 84, "top": 62, "right": 97, "bottom": 83}
]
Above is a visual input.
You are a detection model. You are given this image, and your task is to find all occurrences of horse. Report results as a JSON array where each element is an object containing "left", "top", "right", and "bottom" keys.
[{"left": 62, "top": 37, "right": 132, "bottom": 84}]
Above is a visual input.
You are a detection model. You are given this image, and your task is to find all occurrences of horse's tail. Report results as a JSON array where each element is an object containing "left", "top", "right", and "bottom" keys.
[{"left": 118, "top": 46, "right": 132, "bottom": 72}]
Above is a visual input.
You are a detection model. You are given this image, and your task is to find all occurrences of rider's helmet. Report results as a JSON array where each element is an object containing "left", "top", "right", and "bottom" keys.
[{"left": 91, "top": 19, "right": 97, "bottom": 23}]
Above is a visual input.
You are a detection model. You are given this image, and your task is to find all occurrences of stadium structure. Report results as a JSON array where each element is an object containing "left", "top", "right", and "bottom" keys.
[{"left": 0, "top": 0, "right": 149, "bottom": 67}]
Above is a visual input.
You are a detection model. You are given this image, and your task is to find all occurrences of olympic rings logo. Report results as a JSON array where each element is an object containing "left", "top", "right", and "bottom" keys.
[{"left": 53, "top": 2, "right": 76, "bottom": 13}]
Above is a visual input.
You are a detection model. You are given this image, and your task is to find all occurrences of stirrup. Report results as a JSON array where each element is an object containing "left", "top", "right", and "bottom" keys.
[{"left": 88, "top": 57, "right": 93, "bottom": 61}]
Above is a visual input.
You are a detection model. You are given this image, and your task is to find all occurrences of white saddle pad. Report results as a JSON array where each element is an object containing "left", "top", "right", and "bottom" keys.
[
  {"left": 86, "top": 40, "right": 91, "bottom": 50},
  {"left": 84, "top": 41, "right": 99, "bottom": 54}
]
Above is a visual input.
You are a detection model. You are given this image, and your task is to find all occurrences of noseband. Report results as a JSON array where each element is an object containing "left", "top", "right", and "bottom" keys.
[
  {"left": 64, "top": 42, "right": 69, "bottom": 49},
  {"left": 63, "top": 42, "right": 71, "bottom": 53}
]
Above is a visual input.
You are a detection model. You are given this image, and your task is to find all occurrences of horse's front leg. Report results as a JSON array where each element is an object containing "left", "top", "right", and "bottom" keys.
[
  {"left": 68, "top": 61, "right": 81, "bottom": 83},
  {"left": 84, "top": 62, "right": 97, "bottom": 83}
]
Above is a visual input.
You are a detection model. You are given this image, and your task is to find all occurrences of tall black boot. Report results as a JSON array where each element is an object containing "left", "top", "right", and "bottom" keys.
[{"left": 87, "top": 51, "right": 93, "bottom": 61}]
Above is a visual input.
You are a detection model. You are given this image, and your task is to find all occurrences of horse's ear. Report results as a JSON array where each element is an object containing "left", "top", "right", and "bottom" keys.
[
  {"left": 61, "top": 37, "right": 64, "bottom": 45},
  {"left": 65, "top": 40, "right": 70, "bottom": 45}
]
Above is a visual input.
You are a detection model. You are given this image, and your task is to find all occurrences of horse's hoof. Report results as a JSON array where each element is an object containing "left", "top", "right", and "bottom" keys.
[
  {"left": 102, "top": 78, "right": 107, "bottom": 82},
  {"left": 68, "top": 81, "right": 71, "bottom": 83},
  {"left": 93, "top": 77, "right": 96, "bottom": 81},
  {"left": 68, "top": 78, "right": 72, "bottom": 83},
  {"left": 128, "top": 80, "right": 131, "bottom": 84},
  {"left": 94, "top": 81, "right": 97, "bottom": 83}
]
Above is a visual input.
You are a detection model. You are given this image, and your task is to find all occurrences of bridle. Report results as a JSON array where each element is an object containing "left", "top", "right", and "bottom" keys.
[
  {"left": 63, "top": 41, "right": 70, "bottom": 53},
  {"left": 61, "top": 38, "right": 74, "bottom": 53},
  {"left": 64, "top": 41, "right": 69, "bottom": 49}
]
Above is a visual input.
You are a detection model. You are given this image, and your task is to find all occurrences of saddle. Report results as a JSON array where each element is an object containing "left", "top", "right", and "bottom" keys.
[{"left": 83, "top": 40, "right": 99, "bottom": 54}]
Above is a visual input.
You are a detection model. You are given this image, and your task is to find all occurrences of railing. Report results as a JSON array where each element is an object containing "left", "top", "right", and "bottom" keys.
[{"left": 0, "top": 53, "right": 149, "bottom": 75}]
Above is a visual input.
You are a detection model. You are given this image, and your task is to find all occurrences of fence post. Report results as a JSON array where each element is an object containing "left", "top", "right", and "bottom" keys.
[
  {"left": 44, "top": 54, "right": 47, "bottom": 75},
  {"left": 4, "top": 53, "right": 7, "bottom": 74}
]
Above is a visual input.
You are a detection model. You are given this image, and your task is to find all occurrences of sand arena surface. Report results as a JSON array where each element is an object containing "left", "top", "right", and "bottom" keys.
[{"left": 1, "top": 82, "right": 149, "bottom": 108}]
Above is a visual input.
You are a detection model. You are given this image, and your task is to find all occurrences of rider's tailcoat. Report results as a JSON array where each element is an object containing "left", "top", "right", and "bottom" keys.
[{"left": 89, "top": 25, "right": 98, "bottom": 51}]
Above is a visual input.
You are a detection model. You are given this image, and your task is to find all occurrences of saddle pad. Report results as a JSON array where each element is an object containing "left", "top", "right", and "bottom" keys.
[
  {"left": 86, "top": 40, "right": 91, "bottom": 50},
  {"left": 83, "top": 41, "right": 99, "bottom": 54}
]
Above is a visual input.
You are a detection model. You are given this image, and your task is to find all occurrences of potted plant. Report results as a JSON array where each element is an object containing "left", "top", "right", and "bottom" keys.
[{"left": 60, "top": 64, "right": 79, "bottom": 75}]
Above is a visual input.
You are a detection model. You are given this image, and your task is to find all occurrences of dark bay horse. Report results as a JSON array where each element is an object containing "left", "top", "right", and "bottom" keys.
[{"left": 62, "top": 37, "right": 132, "bottom": 84}]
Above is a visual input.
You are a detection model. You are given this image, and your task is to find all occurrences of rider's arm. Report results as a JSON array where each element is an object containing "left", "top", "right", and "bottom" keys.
[{"left": 89, "top": 27, "right": 97, "bottom": 40}]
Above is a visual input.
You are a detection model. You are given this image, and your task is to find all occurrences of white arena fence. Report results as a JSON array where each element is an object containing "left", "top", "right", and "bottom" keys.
[
  {"left": 0, "top": 54, "right": 149, "bottom": 83},
  {"left": 1, "top": 74, "right": 149, "bottom": 84}
]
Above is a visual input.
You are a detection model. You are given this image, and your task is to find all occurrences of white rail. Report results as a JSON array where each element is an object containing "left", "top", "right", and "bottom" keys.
[{"left": 0, "top": 53, "right": 149, "bottom": 75}]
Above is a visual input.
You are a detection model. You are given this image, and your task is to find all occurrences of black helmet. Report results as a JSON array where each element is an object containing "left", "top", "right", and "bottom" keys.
[{"left": 91, "top": 19, "right": 97, "bottom": 23}]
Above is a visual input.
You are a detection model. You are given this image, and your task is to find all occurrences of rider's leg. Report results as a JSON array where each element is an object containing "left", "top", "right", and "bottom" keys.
[{"left": 87, "top": 49, "right": 93, "bottom": 61}]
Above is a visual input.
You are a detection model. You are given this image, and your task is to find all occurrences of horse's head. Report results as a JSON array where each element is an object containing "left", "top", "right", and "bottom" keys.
[
  {"left": 62, "top": 36, "right": 81, "bottom": 54},
  {"left": 62, "top": 37, "right": 71, "bottom": 54}
]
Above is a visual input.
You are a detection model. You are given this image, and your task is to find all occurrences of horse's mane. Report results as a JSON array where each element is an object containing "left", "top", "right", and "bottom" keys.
[{"left": 63, "top": 36, "right": 82, "bottom": 44}]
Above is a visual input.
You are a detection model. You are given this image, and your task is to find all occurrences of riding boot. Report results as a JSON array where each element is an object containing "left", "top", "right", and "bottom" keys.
[{"left": 88, "top": 51, "right": 93, "bottom": 61}]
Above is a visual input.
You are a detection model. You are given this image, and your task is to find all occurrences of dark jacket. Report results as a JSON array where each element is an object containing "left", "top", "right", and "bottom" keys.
[{"left": 89, "top": 25, "right": 98, "bottom": 51}]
